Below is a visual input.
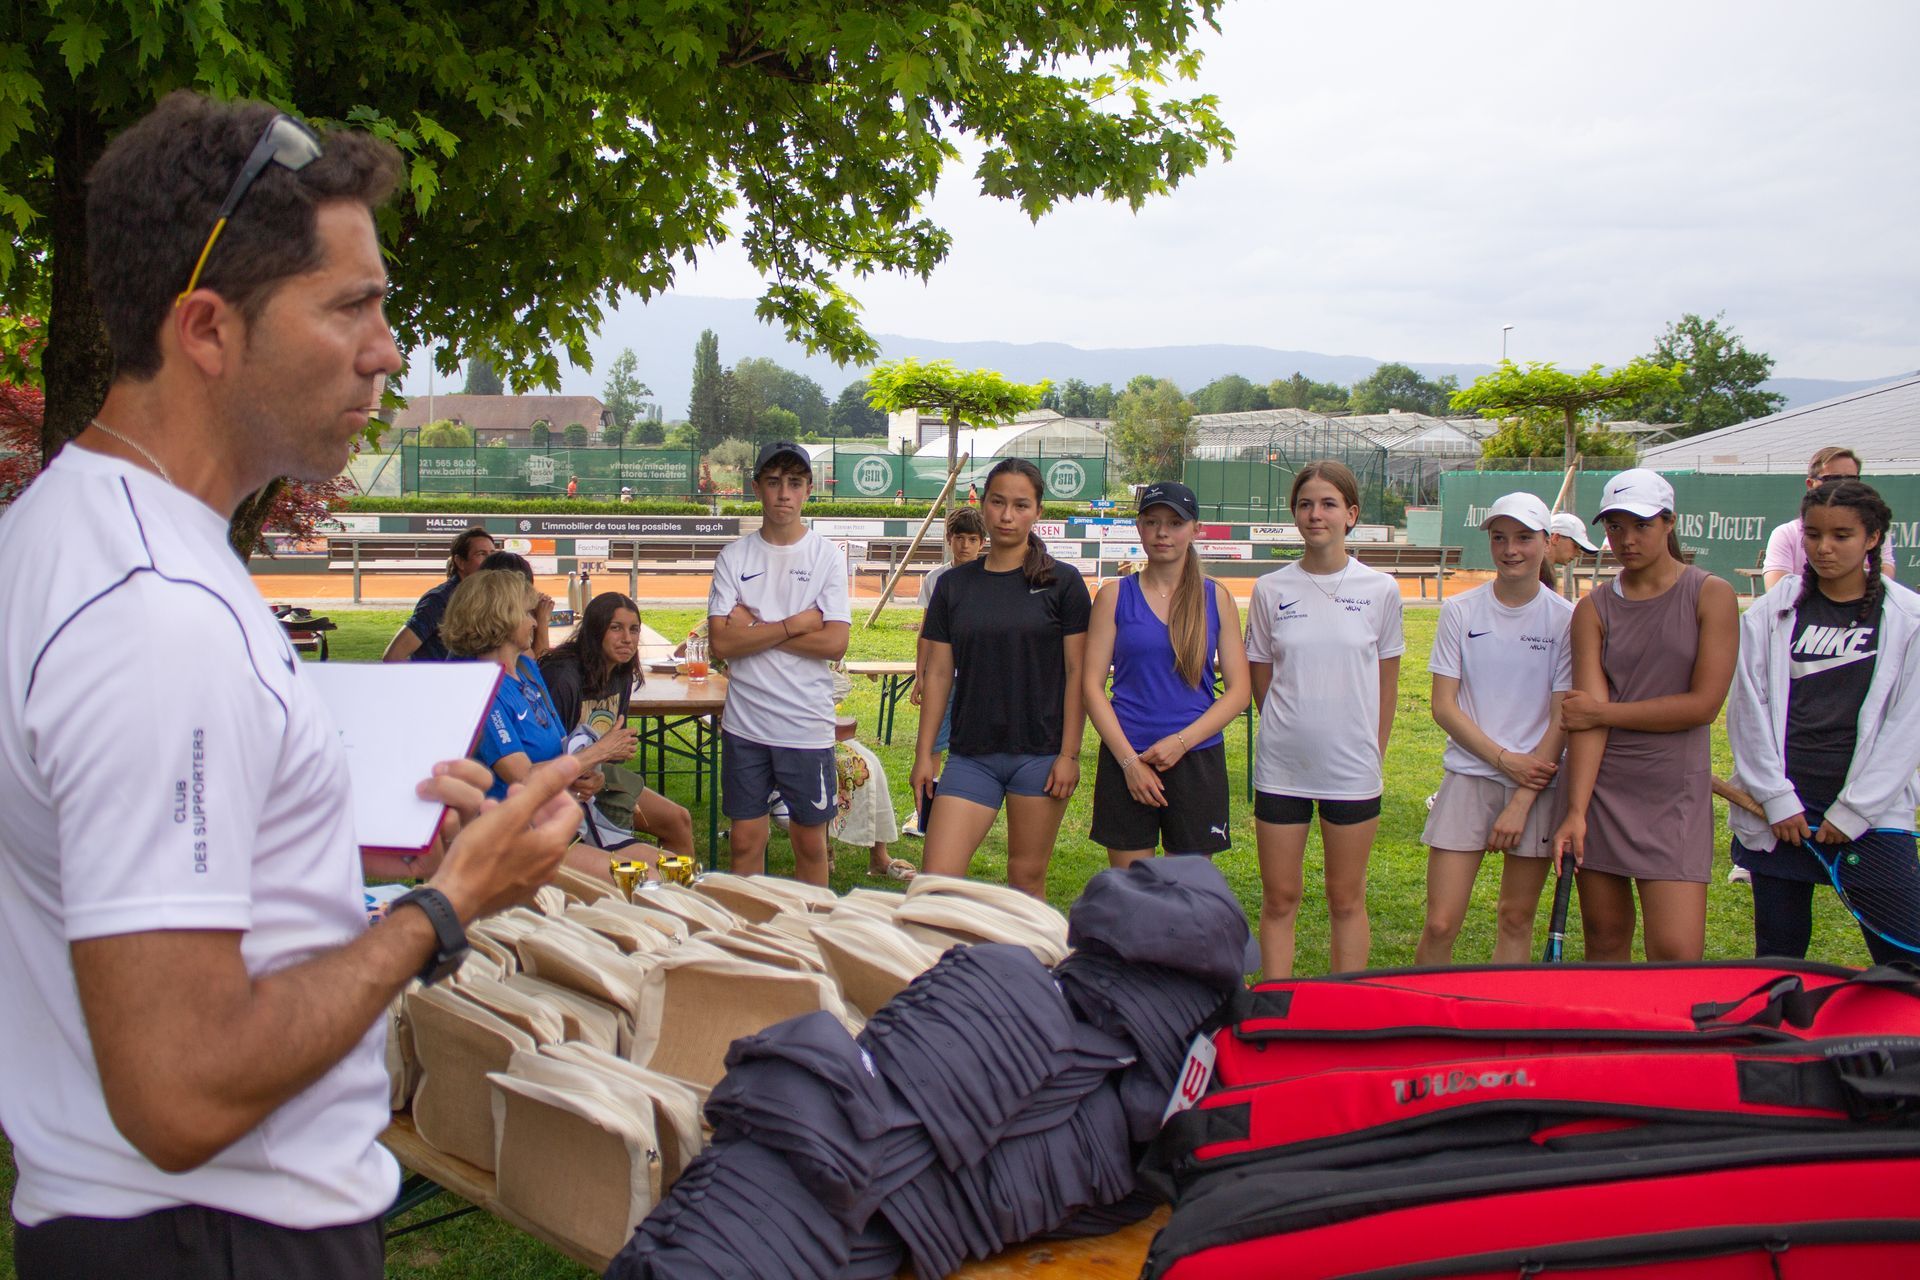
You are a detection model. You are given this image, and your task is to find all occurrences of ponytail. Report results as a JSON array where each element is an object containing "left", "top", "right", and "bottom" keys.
[
  {"left": 1539, "top": 559, "right": 1557, "bottom": 588},
  {"left": 1665, "top": 528, "right": 1684, "bottom": 562},
  {"left": 1022, "top": 530, "right": 1057, "bottom": 588},
  {"left": 1167, "top": 546, "right": 1209, "bottom": 687}
]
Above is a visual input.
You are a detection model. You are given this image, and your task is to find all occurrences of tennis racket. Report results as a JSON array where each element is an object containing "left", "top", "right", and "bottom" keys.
[
  {"left": 1716, "top": 776, "right": 1920, "bottom": 959},
  {"left": 1541, "top": 860, "right": 1575, "bottom": 964}
]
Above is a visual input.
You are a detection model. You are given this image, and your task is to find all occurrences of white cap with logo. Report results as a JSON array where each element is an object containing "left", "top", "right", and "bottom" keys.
[
  {"left": 1594, "top": 468, "right": 1676, "bottom": 521},
  {"left": 1479, "top": 491, "right": 1553, "bottom": 532},
  {"left": 1548, "top": 511, "right": 1600, "bottom": 552}
]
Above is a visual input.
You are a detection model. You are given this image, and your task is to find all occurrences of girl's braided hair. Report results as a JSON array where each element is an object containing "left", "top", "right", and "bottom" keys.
[{"left": 1783, "top": 479, "right": 1892, "bottom": 624}]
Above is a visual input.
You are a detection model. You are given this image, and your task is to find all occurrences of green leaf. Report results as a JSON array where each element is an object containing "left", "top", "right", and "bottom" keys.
[{"left": 47, "top": 16, "right": 108, "bottom": 79}]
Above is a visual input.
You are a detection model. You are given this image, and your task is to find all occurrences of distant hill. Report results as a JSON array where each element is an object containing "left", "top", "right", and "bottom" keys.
[{"left": 400, "top": 293, "right": 1896, "bottom": 422}]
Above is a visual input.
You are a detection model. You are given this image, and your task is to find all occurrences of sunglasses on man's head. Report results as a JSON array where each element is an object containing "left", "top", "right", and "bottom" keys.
[{"left": 175, "top": 113, "right": 323, "bottom": 306}]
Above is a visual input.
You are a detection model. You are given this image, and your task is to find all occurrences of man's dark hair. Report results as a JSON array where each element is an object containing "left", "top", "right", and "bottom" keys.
[
  {"left": 86, "top": 91, "right": 404, "bottom": 379},
  {"left": 445, "top": 526, "right": 495, "bottom": 578}
]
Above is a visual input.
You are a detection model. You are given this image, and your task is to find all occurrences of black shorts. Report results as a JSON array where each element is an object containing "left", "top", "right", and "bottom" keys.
[
  {"left": 1090, "top": 742, "right": 1231, "bottom": 855},
  {"left": 14, "top": 1205, "right": 382, "bottom": 1280},
  {"left": 1254, "top": 791, "right": 1381, "bottom": 826}
]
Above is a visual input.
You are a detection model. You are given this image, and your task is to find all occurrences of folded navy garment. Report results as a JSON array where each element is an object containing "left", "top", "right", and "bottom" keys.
[
  {"left": 1054, "top": 949, "right": 1225, "bottom": 1143},
  {"left": 705, "top": 1056, "right": 877, "bottom": 1224},
  {"left": 861, "top": 943, "right": 1081, "bottom": 1169},
  {"left": 844, "top": 1217, "right": 909, "bottom": 1280},
  {"left": 609, "top": 1139, "right": 851, "bottom": 1280},
  {"left": 1037, "top": 1186, "right": 1162, "bottom": 1241},
  {"left": 720, "top": 1010, "right": 895, "bottom": 1139},
  {"left": 999, "top": 1019, "right": 1136, "bottom": 1140},
  {"left": 1067, "top": 856, "right": 1258, "bottom": 989}
]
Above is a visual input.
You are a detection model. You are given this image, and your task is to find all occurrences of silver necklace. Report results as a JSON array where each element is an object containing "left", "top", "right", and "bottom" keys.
[
  {"left": 91, "top": 418, "right": 175, "bottom": 486},
  {"left": 1303, "top": 556, "right": 1353, "bottom": 602}
]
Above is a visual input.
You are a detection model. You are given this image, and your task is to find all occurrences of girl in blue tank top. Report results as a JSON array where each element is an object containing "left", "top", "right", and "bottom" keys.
[{"left": 1082, "top": 482, "right": 1252, "bottom": 867}]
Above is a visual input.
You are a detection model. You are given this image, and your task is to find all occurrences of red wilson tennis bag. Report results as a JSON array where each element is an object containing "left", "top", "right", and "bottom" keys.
[
  {"left": 1143, "top": 1033, "right": 1920, "bottom": 1279},
  {"left": 1211, "top": 961, "right": 1920, "bottom": 1087}
]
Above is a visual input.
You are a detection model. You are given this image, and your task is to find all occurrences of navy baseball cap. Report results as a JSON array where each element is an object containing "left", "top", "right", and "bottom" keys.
[
  {"left": 1137, "top": 481, "right": 1200, "bottom": 522},
  {"left": 754, "top": 440, "right": 812, "bottom": 478}
]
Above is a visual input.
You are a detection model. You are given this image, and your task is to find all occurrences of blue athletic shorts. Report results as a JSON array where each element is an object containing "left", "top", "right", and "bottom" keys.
[
  {"left": 721, "top": 731, "right": 837, "bottom": 827},
  {"left": 938, "top": 752, "right": 1056, "bottom": 810}
]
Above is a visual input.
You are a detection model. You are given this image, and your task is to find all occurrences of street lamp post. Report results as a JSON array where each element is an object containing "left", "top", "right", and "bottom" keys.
[{"left": 1501, "top": 324, "right": 1515, "bottom": 362}]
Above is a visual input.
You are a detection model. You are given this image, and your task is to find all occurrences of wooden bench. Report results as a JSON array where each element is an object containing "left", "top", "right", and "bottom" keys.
[{"left": 1351, "top": 544, "right": 1461, "bottom": 600}]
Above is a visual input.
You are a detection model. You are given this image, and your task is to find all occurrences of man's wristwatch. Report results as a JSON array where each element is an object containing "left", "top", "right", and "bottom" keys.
[{"left": 389, "top": 887, "right": 469, "bottom": 986}]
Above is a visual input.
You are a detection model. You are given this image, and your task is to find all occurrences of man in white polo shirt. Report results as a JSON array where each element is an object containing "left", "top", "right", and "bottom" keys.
[{"left": 0, "top": 93, "right": 582, "bottom": 1279}]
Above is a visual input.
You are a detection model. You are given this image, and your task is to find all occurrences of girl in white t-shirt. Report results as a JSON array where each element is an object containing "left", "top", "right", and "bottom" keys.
[
  {"left": 1416, "top": 493, "right": 1573, "bottom": 964},
  {"left": 1245, "top": 460, "right": 1404, "bottom": 976}
]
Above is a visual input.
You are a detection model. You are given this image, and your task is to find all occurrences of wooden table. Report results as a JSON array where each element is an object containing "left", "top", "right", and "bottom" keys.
[
  {"left": 380, "top": 1114, "right": 1164, "bottom": 1278},
  {"left": 846, "top": 660, "right": 918, "bottom": 745},
  {"left": 626, "top": 673, "right": 728, "bottom": 868}
]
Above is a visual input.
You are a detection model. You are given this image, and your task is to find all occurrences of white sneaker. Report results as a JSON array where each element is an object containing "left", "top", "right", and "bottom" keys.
[
  {"left": 900, "top": 813, "right": 924, "bottom": 839},
  {"left": 1727, "top": 865, "right": 1752, "bottom": 885}
]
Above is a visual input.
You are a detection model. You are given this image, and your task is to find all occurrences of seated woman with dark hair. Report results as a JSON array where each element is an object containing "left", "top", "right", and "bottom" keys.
[
  {"left": 442, "top": 568, "right": 638, "bottom": 884},
  {"left": 541, "top": 592, "right": 695, "bottom": 859}
]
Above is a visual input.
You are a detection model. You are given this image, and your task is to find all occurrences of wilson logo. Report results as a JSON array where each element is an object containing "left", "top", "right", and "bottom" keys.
[{"left": 1391, "top": 1066, "right": 1535, "bottom": 1105}]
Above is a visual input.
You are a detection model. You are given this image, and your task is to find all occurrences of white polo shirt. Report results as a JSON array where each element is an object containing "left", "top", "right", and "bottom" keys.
[
  {"left": 1245, "top": 559, "right": 1406, "bottom": 800},
  {"left": 0, "top": 446, "right": 394, "bottom": 1228},
  {"left": 707, "top": 528, "right": 851, "bottom": 748}
]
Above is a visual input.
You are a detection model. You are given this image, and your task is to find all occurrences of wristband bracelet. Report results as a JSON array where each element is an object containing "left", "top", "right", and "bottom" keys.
[
  {"left": 1175, "top": 731, "right": 1189, "bottom": 749},
  {"left": 781, "top": 619, "right": 791, "bottom": 638},
  {"left": 1120, "top": 754, "right": 1140, "bottom": 771}
]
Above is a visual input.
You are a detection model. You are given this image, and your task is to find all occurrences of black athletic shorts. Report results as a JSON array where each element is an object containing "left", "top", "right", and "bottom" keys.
[
  {"left": 1254, "top": 790, "right": 1382, "bottom": 826},
  {"left": 1090, "top": 741, "right": 1231, "bottom": 855},
  {"left": 14, "top": 1205, "right": 382, "bottom": 1280}
]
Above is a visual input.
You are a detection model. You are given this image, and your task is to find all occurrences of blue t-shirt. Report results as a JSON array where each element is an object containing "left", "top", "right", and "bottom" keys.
[
  {"left": 475, "top": 656, "right": 568, "bottom": 799},
  {"left": 1109, "top": 574, "right": 1224, "bottom": 752},
  {"left": 404, "top": 577, "right": 460, "bottom": 661}
]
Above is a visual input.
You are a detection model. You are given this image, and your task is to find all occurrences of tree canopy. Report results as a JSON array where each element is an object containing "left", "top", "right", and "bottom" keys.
[
  {"left": 1269, "top": 371, "right": 1350, "bottom": 413},
  {"left": 1349, "top": 362, "right": 1459, "bottom": 416},
  {"left": 732, "top": 356, "right": 829, "bottom": 441},
  {"left": 1189, "top": 373, "right": 1270, "bottom": 415},
  {"left": 7, "top": 1, "right": 1233, "bottom": 466},
  {"left": 601, "top": 348, "right": 651, "bottom": 431},
  {"left": 1451, "top": 359, "right": 1683, "bottom": 460},
  {"left": 830, "top": 378, "right": 888, "bottom": 437},
  {"left": 461, "top": 358, "right": 504, "bottom": 396},
  {"left": 1624, "top": 312, "right": 1784, "bottom": 436},
  {"left": 1109, "top": 377, "right": 1195, "bottom": 483},
  {"left": 865, "top": 357, "right": 1047, "bottom": 495}
]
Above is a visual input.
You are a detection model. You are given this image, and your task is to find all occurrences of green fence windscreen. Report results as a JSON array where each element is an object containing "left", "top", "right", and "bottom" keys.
[
  {"left": 815, "top": 450, "right": 1106, "bottom": 501},
  {"left": 1439, "top": 470, "right": 1920, "bottom": 582},
  {"left": 402, "top": 446, "right": 697, "bottom": 498}
]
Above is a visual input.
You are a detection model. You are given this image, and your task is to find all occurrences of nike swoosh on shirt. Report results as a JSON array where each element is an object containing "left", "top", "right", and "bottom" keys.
[
  {"left": 514, "top": 707, "right": 530, "bottom": 721},
  {"left": 1275, "top": 598, "right": 1299, "bottom": 611},
  {"left": 1791, "top": 649, "right": 1878, "bottom": 678},
  {"left": 741, "top": 571, "right": 765, "bottom": 580},
  {"left": 1467, "top": 629, "right": 1490, "bottom": 638},
  {"left": 1030, "top": 587, "right": 1048, "bottom": 594}
]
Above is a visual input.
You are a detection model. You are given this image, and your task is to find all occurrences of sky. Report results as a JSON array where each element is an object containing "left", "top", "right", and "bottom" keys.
[{"left": 403, "top": 0, "right": 1919, "bottom": 395}]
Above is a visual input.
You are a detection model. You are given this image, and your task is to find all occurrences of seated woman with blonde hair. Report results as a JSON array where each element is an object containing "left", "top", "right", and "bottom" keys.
[{"left": 443, "top": 568, "right": 662, "bottom": 884}]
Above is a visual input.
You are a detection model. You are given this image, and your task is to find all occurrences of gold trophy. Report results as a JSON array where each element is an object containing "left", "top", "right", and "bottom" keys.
[
  {"left": 657, "top": 855, "right": 696, "bottom": 886},
  {"left": 608, "top": 859, "right": 645, "bottom": 900}
]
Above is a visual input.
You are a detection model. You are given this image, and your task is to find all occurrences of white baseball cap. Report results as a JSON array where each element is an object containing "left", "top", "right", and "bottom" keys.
[
  {"left": 1549, "top": 511, "right": 1599, "bottom": 552},
  {"left": 1480, "top": 492, "right": 1553, "bottom": 532},
  {"left": 1594, "top": 468, "right": 1675, "bottom": 521}
]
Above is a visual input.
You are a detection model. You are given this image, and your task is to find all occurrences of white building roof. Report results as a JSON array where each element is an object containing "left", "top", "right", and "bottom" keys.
[
  {"left": 914, "top": 417, "right": 1109, "bottom": 459},
  {"left": 1638, "top": 374, "right": 1920, "bottom": 474}
]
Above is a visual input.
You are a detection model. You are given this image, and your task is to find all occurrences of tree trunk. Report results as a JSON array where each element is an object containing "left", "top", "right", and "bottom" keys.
[
  {"left": 1562, "top": 406, "right": 1578, "bottom": 466},
  {"left": 944, "top": 406, "right": 960, "bottom": 513},
  {"left": 41, "top": 105, "right": 113, "bottom": 463},
  {"left": 228, "top": 479, "right": 284, "bottom": 561}
]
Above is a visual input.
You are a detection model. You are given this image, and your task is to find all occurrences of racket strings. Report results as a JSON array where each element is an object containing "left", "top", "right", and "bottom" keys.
[{"left": 1823, "top": 828, "right": 1920, "bottom": 955}]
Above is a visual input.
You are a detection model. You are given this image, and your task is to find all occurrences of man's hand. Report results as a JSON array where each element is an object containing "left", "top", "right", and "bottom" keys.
[{"left": 428, "top": 755, "right": 584, "bottom": 922}]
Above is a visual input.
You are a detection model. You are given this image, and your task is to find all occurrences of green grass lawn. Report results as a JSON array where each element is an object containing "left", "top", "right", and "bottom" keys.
[{"left": 0, "top": 603, "right": 1883, "bottom": 1280}]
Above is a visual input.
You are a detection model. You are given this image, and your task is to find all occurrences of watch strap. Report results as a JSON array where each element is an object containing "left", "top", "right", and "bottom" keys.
[{"left": 391, "top": 886, "right": 469, "bottom": 986}]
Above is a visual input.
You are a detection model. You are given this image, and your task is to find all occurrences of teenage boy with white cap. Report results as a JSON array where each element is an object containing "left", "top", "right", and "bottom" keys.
[
  {"left": 1547, "top": 510, "right": 1599, "bottom": 597},
  {"left": 708, "top": 441, "right": 851, "bottom": 885},
  {"left": 1417, "top": 492, "right": 1573, "bottom": 964}
]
